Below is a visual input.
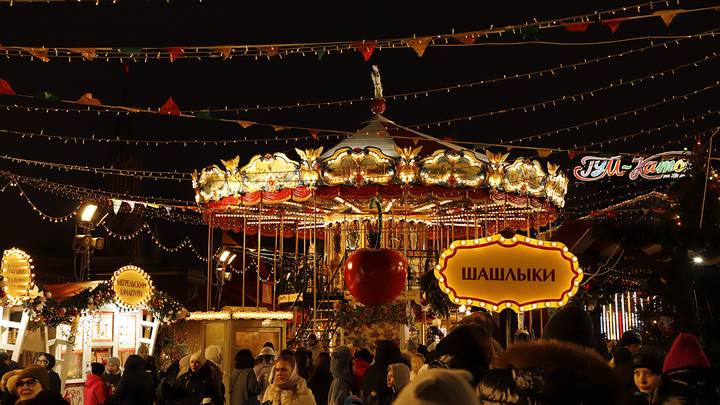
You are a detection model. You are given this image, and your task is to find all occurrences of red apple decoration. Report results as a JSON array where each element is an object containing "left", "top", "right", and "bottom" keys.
[
  {"left": 344, "top": 247, "right": 407, "bottom": 306},
  {"left": 369, "top": 98, "right": 386, "bottom": 115}
]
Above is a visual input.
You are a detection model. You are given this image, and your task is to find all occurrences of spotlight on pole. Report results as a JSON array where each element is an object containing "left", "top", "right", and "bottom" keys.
[
  {"left": 693, "top": 256, "right": 704, "bottom": 264},
  {"left": 80, "top": 203, "right": 98, "bottom": 223},
  {"left": 219, "top": 250, "right": 231, "bottom": 263}
]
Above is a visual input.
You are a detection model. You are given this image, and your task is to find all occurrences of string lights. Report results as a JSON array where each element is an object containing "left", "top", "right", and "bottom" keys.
[
  {"left": 101, "top": 223, "right": 208, "bottom": 262},
  {"left": 0, "top": 1, "right": 705, "bottom": 62},
  {"left": 3, "top": 181, "right": 82, "bottom": 223}
]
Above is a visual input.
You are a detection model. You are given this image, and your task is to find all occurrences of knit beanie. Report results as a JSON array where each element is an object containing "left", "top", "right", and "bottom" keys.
[
  {"left": 632, "top": 347, "right": 664, "bottom": 374},
  {"left": 541, "top": 305, "right": 595, "bottom": 348},
  {"left": 91, "top": 362, "right": 105, "bottom": 376},
  {"left": 17, "top": 366, "right": 50, "bottom": 390},
  {"left": 190, "top": 350, "right": 207, "bottom": 367},
  {"left": 394, "top": 369, "right": 479, "bottom": 405},
  {"left": 617, "top": 330, "right": 642, "bottom": 348},
  {"left": 107, "top": 357, "right": 120, "bottom": 367},
  {"left": 205, "top": 345, "right": 222, "bottom": 365},
  {"left": 662, "top": 333, "right": 710, "bottom": 373}
]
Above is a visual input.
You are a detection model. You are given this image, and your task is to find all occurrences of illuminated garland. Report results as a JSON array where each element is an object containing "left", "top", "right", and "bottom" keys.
[
  {"left": 411, "top": 78, "right": 720, "bottom": 134},
  {"left": 101, "top": 223, "right": 208, "bottom": 262},
  {"left": 335, "top": 301, "right": 413, "bottom": 331},
  {"left": 0, "top": 1, "right": 703, "bottom": 61},
  {"left": 10, "top": 182, "right": 82, "bottom": 223},
  {"left": 22, "top": 281, "right": 185, "bottom": 328}
]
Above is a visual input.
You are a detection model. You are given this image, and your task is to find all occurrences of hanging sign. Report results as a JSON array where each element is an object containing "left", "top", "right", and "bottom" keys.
[
  {"left": 112, "top": 265, "right": 153, "bottom": 309},
  {"left": 573, "top": 151, "right": 691, "bottom": 182},
  {"left": 434, "top": 234, "right": 582, "bottom": 312},
  {"left": 1, "top": 248, "right": 36, "bottom": 304}
]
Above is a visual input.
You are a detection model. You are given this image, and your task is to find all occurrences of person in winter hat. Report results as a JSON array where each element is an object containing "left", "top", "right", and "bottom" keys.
[
  {"left": 617, "top": 330, "right": 643, "bottom": 353},
  {"left": 386, "top": 363, "right": 409, "bottom": 402},
  {"left": 261, "top": 353, "right": 316, "bottom": 405},
  {"left": 620, "top": 347, "right": 665, "bottom": 405},
  {"left": 112, "top": 355, "right": 154, "bottom": 405},
  {"left": 650, "top": 333, "right": 718, "bottom": 405},
  {"left": 205, "top": 345, "right": 226, "bottom": 399},
  {"left": 350, "top": 349, "right": 371, "bottom": 395},
  {"left": 541, "top": 305, "right": 595, "bottom": 348},
  {"left": 362, "top": 340, "right": 404, "bottom": 405},
  {"left": 168, "top": 350, "right": 223, "bottom": 405},
  {"left": 84, "top": 362, "right": 107, "bottom": 405},
  {"left": 15, "top": 366, "right": 50, "bottom": 401},
  {"left": 431, "top": 324, "right": 494, "bottom": 385},
  {"left": 477, "top": 340, "right": 621, "bottom": 404},
  {"left": 393, "top": 369, "right": 479, "bottom": 405},
  {"left": 327, "top": 347, "right": 352, "bottom": 405},
  {"left": 32, "top": 353, "right": 61, "bottom": 394},
  {"left": 103, "top": 357, "right": 122, "bottom": 390},
  {"left": 0, "top": 368, "right": 21, "bottom": 405}
]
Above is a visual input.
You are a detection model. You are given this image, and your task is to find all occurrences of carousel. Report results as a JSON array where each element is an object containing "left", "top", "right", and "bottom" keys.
[{"left": 191, "top": 74, "right": 570, "bottom": 349}]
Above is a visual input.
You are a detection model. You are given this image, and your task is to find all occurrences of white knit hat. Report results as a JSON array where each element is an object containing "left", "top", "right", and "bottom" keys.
[{"left": 394, "top": 369, "right": 479, "bottom": 405}]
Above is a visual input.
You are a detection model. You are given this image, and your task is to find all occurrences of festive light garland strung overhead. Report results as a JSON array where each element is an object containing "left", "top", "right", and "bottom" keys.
[
  {"left": 568, "top": 185, "right": 674, "bottom": 213},
  {"left": 0, "top": 154, "right": 191, "bottom": 182},
  {"left": 177, "top": 31, "right": 719, "bottom": 114},
  {"left": 1, "top": 181, "right": 82, "bottom": 223},
  {"left": 100, "top": 223, "right": 208, "bottom": 262},
  {"left": 409, "top": 70, "right": 720, "bottom": 132},
  {"left": 0, "top": 2, "right": 713, "bottom": 61}
]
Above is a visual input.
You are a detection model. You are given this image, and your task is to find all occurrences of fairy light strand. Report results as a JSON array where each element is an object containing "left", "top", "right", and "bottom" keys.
[{"left": 101, "top": 223, "right": 208, "bottom": 262}]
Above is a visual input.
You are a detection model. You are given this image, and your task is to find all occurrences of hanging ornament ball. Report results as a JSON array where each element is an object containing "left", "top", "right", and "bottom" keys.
[
  {"left": 369, "top": 98, "right": 386, "bottom": 115},
  {"left": 344, "top": 247, "right": 407, "bottom": 306}
]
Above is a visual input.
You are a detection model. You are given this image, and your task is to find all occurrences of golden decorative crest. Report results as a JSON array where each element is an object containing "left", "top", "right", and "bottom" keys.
[
  {"left": 504, "top": 158, "right": 547, "bottom": 197},
  {"left": 420, "top": 150, "right": 486, "bottom": 187}
]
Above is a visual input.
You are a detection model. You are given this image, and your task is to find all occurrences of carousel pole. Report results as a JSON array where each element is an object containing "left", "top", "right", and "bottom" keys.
[
  {"left": 242, "top": 214, "right": 246, "bottom": 307},
  {"left": 257, "top": 202, "right": 262, "bottom": 308},
  {"left": 206, "top": 216, "right": 213, "bottom": 311},
  {"left": 273, "top": 222, "right": 278, "bottom": 311},
  {"left": 312, "top": 194, "right": 318, "bottom": 337}
]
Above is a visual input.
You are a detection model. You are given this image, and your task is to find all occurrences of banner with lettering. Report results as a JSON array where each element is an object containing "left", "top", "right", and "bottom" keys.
[
  {"left": 433, "top": 234, "right": 582, "bottom": 312},
  {"left": 572, "top": 151, "right": 692, "bottom": 182},
  {"left": 111, "top": 265, "right": 153, "bottom": 309}
]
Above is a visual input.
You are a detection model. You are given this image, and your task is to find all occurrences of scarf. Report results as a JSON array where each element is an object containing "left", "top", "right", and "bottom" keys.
[{"left": 272, "top": 361, "right": 301, "bottom": 391}]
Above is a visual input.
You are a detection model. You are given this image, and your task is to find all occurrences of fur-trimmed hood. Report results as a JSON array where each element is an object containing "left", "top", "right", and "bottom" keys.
[{"left": 478, "top": 340, "right": 621, "bottom": 405}]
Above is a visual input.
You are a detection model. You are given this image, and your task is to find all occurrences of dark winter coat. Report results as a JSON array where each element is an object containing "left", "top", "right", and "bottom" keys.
[
  {"left": 16, "top": 389, "right": 69, "bottom": 405},
  {"left": 111, "top": 369, "right": 155, "bottom": 405},
  {"left": 650, "top": 366, "right": 720, "bottom": 405},
  {"left": 351, "top": 359, "right": 370, "bottom": 396},
  {"left": 171, "top": 364, "right": 224, "bottom": 405},
  {"left": 477, "top": 340, "right": 621, "bottom": 405},
  {"left": 362, "top": 341, "right": 404, "bottom": 405},
  {"left": 229, "top": 368, "right": 261, "bottom": 405},
  {"left": 307, "top": 364, "right": 332, "bottom": 405}
]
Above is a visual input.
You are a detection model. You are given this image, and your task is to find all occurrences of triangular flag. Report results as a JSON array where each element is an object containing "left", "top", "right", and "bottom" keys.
[
  {"left": 112, "top": 199, "right": 122, "bottom": 215},
  {"left": 167, "top": 48, "right": 184, "bottom": 62},
  {"left": 317, "top": 49, "right": 326, "bottom": 60},
  {"left": 0, "top": 79, "right": 16, "bottom": 96},
  {"left": 127, "top": 201, "right": 136, "bottom": 212},
  {"left": 219, "top": 47, "right": 232, "bottom": 59},
  {"left": 272, "top": 125, "right": 289, "bottom": 132},
  {"left": 403, "top": 37, "right": 431, "bottom": 57},
  {"left": 654, "top": 10, "right": 683, "bottom": 27},
  {"left": 40, "top": 91, "right": 60, "bottom": 101},
  {"left": 453, "top": 33, "right": 476, "bottom": 45},
  {"left": 568, "top": 150, "right": 579, "bottom": 160},
  {"left": 69, "top": 48, "right": 96, "bottom": 61},
  {"left": 564, "top": 23, "right": 590, "bottom": 32},
  {"left": 537, "top": 149, "right": 552, "bottom": 158},
  {"left": 352, "top": 43, "right": 376, "bottom": 62},
  {"left": 238, "top": 120, "right": 255, "bottom": 128},
  {"left": 159, "top": 97, "right": 181, "bottom": 115},
  {"left": 603, "top": 18, "right": 624, "bottom": 33},
  {"left": 76, "top": 93, "right": 102, "bottom": 106},
  {"left": 308, "top": 129, "right": 319, "bottom": 140},
  {"left": 26, "top": 48, "right": 49, "bottom": 62}
]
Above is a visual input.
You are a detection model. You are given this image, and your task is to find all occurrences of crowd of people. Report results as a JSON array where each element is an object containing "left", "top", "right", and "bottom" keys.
[{"left": 0, "top": 305, "right": 716, "bottom": 404}]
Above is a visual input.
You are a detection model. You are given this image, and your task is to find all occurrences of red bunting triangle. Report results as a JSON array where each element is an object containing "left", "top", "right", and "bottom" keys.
[
  {"left": 0, "top": 79, "right": 16, "bottom": 96},
  {"left": 76, "top": 93, "right": 101, "bottom": 106},
  {"left": 568, "top": 150, "right": 578, "bottom": 160},
  {"left": 352, "top": 43, "right": 376, "bottom": 62},
  {"left": 238, "top": 120, "right": 255, "bottom": 128},
  {"left": 167, "top": 48, "right": 184, "bottom": 62},
  {"left": 453, "top": 33, "right": 477, "bottom": 45},
  {"left": 564, "top": 23, "right": 590, "bottom": 32},
  {"left": 403, "top": 37, "right": 431, "bottom": 57},
  {"left": 159, "top": 97, "right": 181, "bottom": 115},
  {"left": 603, "top": 18, "right": 624, "bottom": 33},
  {"left": 308, "top": 129, "right": 319, "bottom": 139}
]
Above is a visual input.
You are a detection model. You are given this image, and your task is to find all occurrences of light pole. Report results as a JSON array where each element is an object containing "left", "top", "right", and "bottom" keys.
[
  {"left": 215, "top": 249, "right": 236, "bottom": 310},
  {"left": 72, "top": 203, "right": 107, "bottom": 280}
]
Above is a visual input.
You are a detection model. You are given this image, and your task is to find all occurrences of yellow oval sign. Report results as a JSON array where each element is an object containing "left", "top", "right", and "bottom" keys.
[
  {"left": 1, "top": 248, "right": 35, "bottom": 304},
  {"left": 434, "top": 234, "right": 582, "bottom": 312},
  {"left": 112, "top": 265, "right": 152, "bottom": 309}
]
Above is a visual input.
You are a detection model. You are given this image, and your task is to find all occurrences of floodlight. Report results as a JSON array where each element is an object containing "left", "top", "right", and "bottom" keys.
[{"left": 80, "top": 204, "right": 98, "bottom": 222}]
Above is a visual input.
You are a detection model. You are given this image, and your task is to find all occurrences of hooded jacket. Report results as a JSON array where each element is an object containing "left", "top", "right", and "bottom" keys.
[
  {"left": 84, "top": 373, "right": 107, "bottom": 405},
  {"left": 387, "top": 363, "right": 410, "bottom": 400},
  {"left": 393, "top": 369, "right": 479, "bottom": 405},
  {"left": 328, "top": 347, "right": 352, "bottom": 405},
  {"left": 229, "top": 368, "right": 261, "bottom": 405},
  {"left": 362, "top": 341, "right": 404, "bottom": 405},
  {"left": 477, "top": 340, "right": 621, "bottom": 405}
]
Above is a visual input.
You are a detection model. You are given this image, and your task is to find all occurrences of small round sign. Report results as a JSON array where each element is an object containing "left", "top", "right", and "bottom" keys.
[{"left": 112, "top": 265, "right": 153, "bottom": 309}]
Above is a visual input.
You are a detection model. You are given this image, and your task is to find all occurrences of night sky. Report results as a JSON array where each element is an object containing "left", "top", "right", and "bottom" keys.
[{"left": 0, "top": 1, "right": 718, "bottom": 287}]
